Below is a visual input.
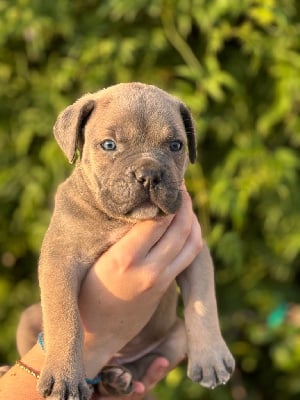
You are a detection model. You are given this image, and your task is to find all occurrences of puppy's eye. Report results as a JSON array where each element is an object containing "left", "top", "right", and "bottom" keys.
[
  {"left": 170, "top": 140, "right": 183, "bottom": 152},
  {"left": 100, "top": 139, "right": 117, "bottom": 151}
]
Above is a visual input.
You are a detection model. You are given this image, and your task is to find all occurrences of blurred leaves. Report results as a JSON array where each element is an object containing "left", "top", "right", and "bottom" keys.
[{"left": 0, "top": 0, "right": 300, "bottom": 399}]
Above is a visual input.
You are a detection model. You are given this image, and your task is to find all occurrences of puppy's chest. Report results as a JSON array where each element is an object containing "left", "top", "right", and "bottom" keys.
[
  {"left": 72, "top": 221, "right": 131, "bottom": 265},
  {"left": 45, "top": 198, "right": 132, "bottom": 270}
]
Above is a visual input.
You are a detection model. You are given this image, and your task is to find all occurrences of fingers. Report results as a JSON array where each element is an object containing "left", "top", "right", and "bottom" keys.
[
  {"left": 101, "top": 188, "right": 199, "bottom": 275},
  {"left": 94, "top": 358, "right": 170, "bottom": 399},
  {"left": 94, "top": 381, "right": 145, "bottom": 400},
  {"left": 147, "top": 190, "right": 196, "bottom": 267},
  {"left": 109, "top": 215, "right": 174, "bottom": 263},
  {"left": 141, "top": 357, "right": 170, "bottom": 391},
  {"left": 166, "top": 213, "right": 203, "bottom": 279},
  {"left": 114, "top": 190, "right": 203, "bottom": 282}
]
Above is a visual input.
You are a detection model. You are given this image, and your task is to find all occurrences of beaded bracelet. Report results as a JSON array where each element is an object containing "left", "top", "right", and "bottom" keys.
[{"left": 16, "top": 359, "right": 40, "bottom": 379}]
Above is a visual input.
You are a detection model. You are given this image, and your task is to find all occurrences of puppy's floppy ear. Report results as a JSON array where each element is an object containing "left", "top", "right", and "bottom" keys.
[
  {"left": 179, "top": 103, "right": 197, "bottom": 163},
  {"left": 53, "top": 98, "right": 95, "bottom": 163}
]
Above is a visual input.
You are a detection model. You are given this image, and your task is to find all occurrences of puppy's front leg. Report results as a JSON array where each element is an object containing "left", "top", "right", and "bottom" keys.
[
  {"left": 38, "top": 259, "right": 92, "bottom": 400},
  {"left": 177, "top": 243, "right": 235, "bottom": 389}
]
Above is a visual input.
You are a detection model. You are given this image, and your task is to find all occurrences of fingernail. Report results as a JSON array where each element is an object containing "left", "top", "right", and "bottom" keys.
[
  {"left": 160, "top": 358, "right": 170, "bottom": 368},
  {"left": 134, "top": 382, "right": 145, "bottom": 394}
]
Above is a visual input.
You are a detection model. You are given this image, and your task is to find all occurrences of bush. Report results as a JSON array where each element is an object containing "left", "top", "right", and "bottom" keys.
[{"left": 1, "top": 0, "right": 300, "bottom": 398}]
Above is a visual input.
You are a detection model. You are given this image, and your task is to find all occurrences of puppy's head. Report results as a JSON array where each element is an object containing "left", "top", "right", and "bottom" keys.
[{"left": 54, "top": 83, "right": 197, "bottom": 221}]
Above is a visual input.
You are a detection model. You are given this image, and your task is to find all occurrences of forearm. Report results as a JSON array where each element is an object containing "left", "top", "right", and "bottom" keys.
[
  {"left": 0, "top": 344, "right": 44, "bottom": 400},
  {"left": 0, "top": 342, "right": 107, "bottom": 400}
]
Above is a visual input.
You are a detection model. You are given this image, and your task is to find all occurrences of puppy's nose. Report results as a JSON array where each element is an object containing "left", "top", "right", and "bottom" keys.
[{"left": 134, "top": 167, "right": 162, "bottom": 188}]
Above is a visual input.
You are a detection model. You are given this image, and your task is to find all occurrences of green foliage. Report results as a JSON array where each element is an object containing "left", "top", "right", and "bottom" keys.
[{"left": 1, "top": 0, "right": 300, "bottom": 398}]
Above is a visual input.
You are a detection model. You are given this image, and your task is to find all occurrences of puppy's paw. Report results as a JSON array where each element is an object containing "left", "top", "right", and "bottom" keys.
[
  {"left": 101, "top": 365, "right": 133, "bottom": 395},
  {"left": 188, "top": 341, "right": 235, "bottom": 389},
  {"left": 37, "top": 364, "right": 92, "bottom": 400}
]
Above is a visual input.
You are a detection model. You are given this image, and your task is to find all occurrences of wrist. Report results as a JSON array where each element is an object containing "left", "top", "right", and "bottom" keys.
[{"left": 21, "top": 344, "right": 45, "bottom": 372}]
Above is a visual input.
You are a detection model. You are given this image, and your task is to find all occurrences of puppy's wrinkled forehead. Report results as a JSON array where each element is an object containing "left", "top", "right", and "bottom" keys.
[
  {"left": 90, "top": 83, "right": 184, "bottom": 141},
  {"left": 97, "top": 82, "right": 177, "bottom": 113},
  {"left": 53, "top": 82, "right": 197, "bottom": 164}
]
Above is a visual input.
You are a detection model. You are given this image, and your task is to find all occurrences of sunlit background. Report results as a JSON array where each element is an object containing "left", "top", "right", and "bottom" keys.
[{"left": 1, "top": 1, "right": 300, "bottom": 399}]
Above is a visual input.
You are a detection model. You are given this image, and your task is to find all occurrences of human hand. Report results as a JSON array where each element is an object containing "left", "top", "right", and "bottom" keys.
[
  {"left": 0, "top": 189, "right": 202, "bottom": 400},
  {"left": 79, "top": 188, "right": 203, "bottom": 379},
  {"left": 91, "top": 356, "right": 175, "bottom": 399}
]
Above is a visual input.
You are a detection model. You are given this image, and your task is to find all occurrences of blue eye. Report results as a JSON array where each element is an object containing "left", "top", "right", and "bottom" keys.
[
  {"left": 100, "top": 139, "right": 117, "bottom": 151},
  {"left": 170, "top": 140, "right": 183, "bottom": 152}
]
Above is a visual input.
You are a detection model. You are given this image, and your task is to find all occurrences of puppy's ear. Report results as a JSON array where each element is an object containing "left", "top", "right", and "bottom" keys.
[
  {"left": 179, "top": 103, "right": 197, "bottom": 163},
  {"left": 53, "top": 98, "right": 95, "bottom": 163}
]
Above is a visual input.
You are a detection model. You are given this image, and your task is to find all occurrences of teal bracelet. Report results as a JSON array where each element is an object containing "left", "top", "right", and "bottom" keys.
[
  {"left": 86, "top": 373, "right": 102, "bottom": 385},
  {"left": 38, "top": 332, "right": 45, "bottom": 350},
  {"left": 37, "top": 332, "right": 102, "bottom": 385}
]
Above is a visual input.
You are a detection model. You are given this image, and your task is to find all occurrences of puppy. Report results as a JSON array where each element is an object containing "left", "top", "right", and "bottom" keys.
[{"left": 18, "top": 83, "right": 235, "bottom": 399}]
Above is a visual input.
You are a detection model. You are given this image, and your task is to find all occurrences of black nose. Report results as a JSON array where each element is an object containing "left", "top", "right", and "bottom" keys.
[{"left": 134, "top": 167, "right": 162, "bottom": 188}]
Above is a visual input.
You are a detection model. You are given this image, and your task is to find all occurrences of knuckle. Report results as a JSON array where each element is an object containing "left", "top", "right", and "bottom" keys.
[
  {"left": 191, "top": 217, "right": 203, "bottom": 253},
  {"left": 181, "top": 222, "right": 191, "bottom": 240},
  {"left": 190, "top": 230, "right": 203, "bottom": 253},
  {"left": 141, "top": 269, "right": 159, "bottom": 291},
  {"left": 115, "top": 252, "right": 136, "bottom": 270},
  {"left": 196, "top": 237, "right": 204, "bottom": 253},
  {"left": 122, "top": 254, "right": 134, "bottom": 267}
]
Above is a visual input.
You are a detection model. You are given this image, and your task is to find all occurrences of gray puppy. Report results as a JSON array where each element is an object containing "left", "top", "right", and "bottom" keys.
[{"left": 18, "top": 83, "right": 234, "bottom": 399}]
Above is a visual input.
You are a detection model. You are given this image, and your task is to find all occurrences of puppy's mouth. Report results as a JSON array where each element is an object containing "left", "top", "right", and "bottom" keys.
[{"left": 126, "top": 200, "right": 163, "bottom": 220}]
